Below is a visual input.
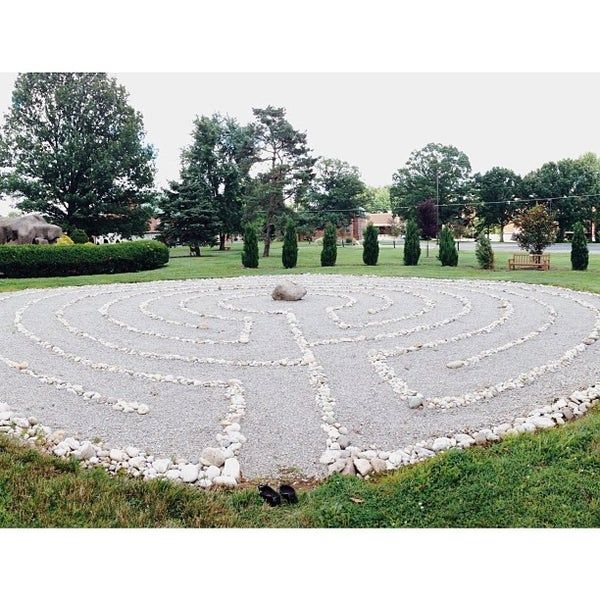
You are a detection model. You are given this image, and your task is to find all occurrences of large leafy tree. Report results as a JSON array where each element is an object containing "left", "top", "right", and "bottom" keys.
[
  {"left": 360, "top": 186, "right": 391, "bottom": 213},
  {"left": 521, "top": 157, "right": 597, "bottom": 241},
  {"left": 157, "top": 180, "right": 220, "bottom": 257},
  {"left": 0, "top": 73, "right": 156, "bottom": 236},
  {"left": 305, "top": 158, "right": 366, "bottom": 229},
  {"left": 474, "top": 167, "right": 521, "bottom": 242},
  {"left": 514, "top": 204, "right": 557, "bottom": 254},
  {"left": 245, "top": 106, "right": 315, "bottom": 257},
  {"left": 391, "top": 143, "right": 473, "bottom": 226},
  {"left": 182, "top": 114, "right": 256, "bottom": 250}
]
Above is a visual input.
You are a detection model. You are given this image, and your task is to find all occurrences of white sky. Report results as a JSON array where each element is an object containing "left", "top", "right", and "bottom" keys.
[{"left": 2, "top": 72, "right": 600, "bottom": 214}]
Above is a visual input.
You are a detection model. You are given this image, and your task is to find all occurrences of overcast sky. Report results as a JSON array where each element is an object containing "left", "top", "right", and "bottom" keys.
[{"left": 2, "top": 72, "right": 600, "bottom": 214}]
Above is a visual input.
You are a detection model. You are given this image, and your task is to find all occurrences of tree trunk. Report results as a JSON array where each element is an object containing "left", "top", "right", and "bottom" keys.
[
  {"left": 263, "top": 210, "right": 274, "bottom": 257},
  {"left": 219, "top": 232, "right": 226, "bottom": 251},
  {"left": 499, "top": 225, "right": 504, "bottom": 243}
]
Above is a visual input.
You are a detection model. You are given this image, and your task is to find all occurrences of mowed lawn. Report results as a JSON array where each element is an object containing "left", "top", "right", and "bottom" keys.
[{"left": 1, "top": 241, "right": 600, "bottom": 527}]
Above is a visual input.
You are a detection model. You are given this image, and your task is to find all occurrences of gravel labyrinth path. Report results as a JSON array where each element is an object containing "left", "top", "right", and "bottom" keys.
[{"left": 1, "top": 274, "right": 600, "bottom": 485}]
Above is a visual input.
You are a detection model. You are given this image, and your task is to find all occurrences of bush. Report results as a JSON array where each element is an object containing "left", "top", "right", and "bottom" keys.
[
  {"left": 475, "top": 233, "right": 495, "bottom": 269},
  {"left": 56, "top": 234, "right": 74, "bottom": 245},
  {"left": 403, "top": 219, "right": 421, "bottom": 266},
  {"left": 362, "top": 223, "right": 379, "bottom": 266},
  {"left": 241, "top": 223, "right": 259, "bottom": 268},
  {"left": 321, "top": 222, "right": 337, "bottom": 267},
  {"left": 438, "top": 226, "right": 458, "bottom": 266},
  {"left": 281, "top": 220, "right": 298, "bottom": 269},
  {"left": 570, "top": 222, "right": 589, "bottom": 271},
  {"left": 0, "top": 240, "right": 169, "bottom": 278},
  {"left": 69, "top": 229, "right": 89, "bottom": 244},
  {"left": 514, "top": 204, "right": 556, "bottom": 254}
]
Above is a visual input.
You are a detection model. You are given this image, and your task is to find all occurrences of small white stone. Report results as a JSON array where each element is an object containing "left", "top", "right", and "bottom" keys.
[
  {"left": 153, "top": 458, "right": 171, "bottom": 474},
  {"left": 180, "top": 464, "right": 200, "bottom": 483},
  {"left": 204, "top": 465, "right": 220, "bottom": 480},
  {"left": 137, "top": 404, "right": 150, "bottom": 415},
  {"left": 222, "top": 457, "right": 241, "bottom": 481},
  {"left": 446, "top": 360, "right": 466, "bottom": 369},
  {"left": 213, "top": 475, "right": 237, "bottom": 487},
  {"left": 432, "top": 437, "right": 452, "bottom": 452},
  {"left": 109, "top": 449, "right": 125, "bottom": 462},
  {"left": 353, "top": 458, "right": 373, "bottom": 476},
  {"left": 125, "top": 446, "right": 140, "bottom": 458},
  {"left": 201, "top": 447, "right": 226, "bottom": 467},
  {"left": 76, "top": 442, "right": 96, "bottom": 460},
  {"left": 165, "top": 469, "right": 181, "bottom": 480}
]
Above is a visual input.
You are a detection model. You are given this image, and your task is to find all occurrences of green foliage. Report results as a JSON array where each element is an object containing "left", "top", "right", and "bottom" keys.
[
  {"left": 403, "top": 219, "right": 421, "bottom": 266},
  {"left": 521, "top": 154, "right": 600, "bottom": 241},
  {"left": 320, "top": 222, "right": 337, "bottom": 266},
  {"left": 305, "top": 158, "right": 366, "bottom": 228},
  {"left": 360, "top": 186, "right": 391, "bottom": 213},
  {"left": 571, "top": 222, "right": 589, "bottom": 271},
  {"left": 391, "top": 143, "right": 473, "bottom": 224},
  {"left": 0, "top": 73, "right": 156, "bottom": 237},
  {"left": 157, "top": 181, "right": 220, "bottom": 256},
  {"left": 438, "top": 226, "right": 458, "bottom": 266},
  {"left": 241, "top": 223, "right": 259, "bottom": 268},
  {"left": 281, "top": 220, "right": 298, "bottom": 268},
  {"left": 475, "top": 233, "right": 495, "bottom": 269},
  {"left": 182, "top": 114, "right": 255, "bottom": 250},
  {"left": 475, "top": 167, "right": 521, "bottom": 241},
  {"left": 0, "top": 241, "right": 168, "bottom": 278},
  {"left": 514, "top": 204, "right": 557, "bottom": 254},
  {"left": 362, "top": 222, "right": 379, "bottom": 265},
  {"left": 69, "top": 229, "right": 89, "bottom": 244},
  {"left": 245, "top": 106, "right": 315, "bottom": 257}
]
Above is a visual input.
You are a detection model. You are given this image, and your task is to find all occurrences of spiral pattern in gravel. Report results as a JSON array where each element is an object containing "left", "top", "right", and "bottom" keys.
[{"left": 1, "top": 274, "right": 599, "bottom": 480}]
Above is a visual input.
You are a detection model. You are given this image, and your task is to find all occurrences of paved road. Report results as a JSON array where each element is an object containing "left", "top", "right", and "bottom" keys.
[{"left": 385, "top": 240, "right": 600, "bottom": 254}]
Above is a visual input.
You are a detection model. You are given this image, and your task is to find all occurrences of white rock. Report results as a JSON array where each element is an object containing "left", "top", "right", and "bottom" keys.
[
  {"left": 446, "top": 360, "right": 466, "bottom": 369},
  {"left": 432, "top": 437, "right": 452, "bottom": 452},
  {"left": 76, "top": 442, "right": 96, "bottom": 460},
  {"left": 166, "top": 469, "right": 181, "bottom": 480},
  {"left": 353, "top": 458, "right": 373, "bottom": 476},
  {"left": 408, "top": 395, "right": 424, "bottom": 409},
  {"left": 213, "top": 475, "right": 237, "bottom": 487},
  {"left": 388, "top": 450, "right": 409, "bottom": 466},
  {"left": 222, "top": 457, "right": 241, "bottom": 481},
  {"left": 371, "top": 458, "right": 387, "bottom": 473},
  {"left": 180, "top": 464, "right": 200, "bottom": 483},
  {"left": 137, "top": 404, "right": 150, "bottom": 415},
  {"left": 201, "top": 447, "right": 226, "bottom": 467},
  {"left": 125, "top": 446, "right": 140, "bottom": 458},
  {"left": 319, "top": 449, "right": 341, "bottom": 464},
  {"left": 529, "top": 416, "right": 555, "bottom": 429},
  {"left": 53, "top": 443, "right": 69, "bottom": 457},
  {"left": 129, "top": 456, "right": 146, "bottom": 470},
  {"left": 153, "top": 458, "right": 171, "bottom": 474},
  {"left": 454, "top": 433, "right": 474, "bottom": 447},
  {"left": 205, "top": 465, "right": 221, "bottom": 480},
  {"left": 109, "top": 449, "right": 125, "bottom": 462}
]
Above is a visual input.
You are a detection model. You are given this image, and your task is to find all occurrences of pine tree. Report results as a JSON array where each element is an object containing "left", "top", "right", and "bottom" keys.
[
  {"left": 241, "top": 223, "right": 259, "bottom": 268},
  {"left": 282, "top": 220, "right": 298, "bottom": 268},
  {"left": 438, "top": 226, "right": 458, "bottom": 266},
  {"left": 320, "top": 222, "right": 337, "bottom": 266},
  {"left": 362, "top": 222, "right": 379, "bottom": 266},
  {"left": 403, "top": 219, "right": 421, "bottom": 265},
  {"left": 571, "top": 221, "right": 589, "bottom": 271},
  {"left": 475, "top": 233, "right": 494, "bottom": 269}
]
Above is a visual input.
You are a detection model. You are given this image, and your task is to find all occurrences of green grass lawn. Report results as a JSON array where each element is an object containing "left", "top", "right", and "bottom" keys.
[{"left": 1, "top": 241, "right": 599, "bottom": 527}]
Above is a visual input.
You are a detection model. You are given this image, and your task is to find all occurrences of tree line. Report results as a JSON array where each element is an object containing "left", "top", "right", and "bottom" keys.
[{"left": 1, "top": 73, "right": 598, "bottom": 254}]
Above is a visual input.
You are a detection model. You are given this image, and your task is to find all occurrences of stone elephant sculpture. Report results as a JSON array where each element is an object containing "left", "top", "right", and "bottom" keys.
[{"left": 0, "top": 214, "right": 63, "bottom": 245}]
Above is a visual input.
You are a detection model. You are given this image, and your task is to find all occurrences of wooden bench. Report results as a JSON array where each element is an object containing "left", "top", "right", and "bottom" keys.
[{"left": 508, "top": 253, "right": 550, "bottom": 271}]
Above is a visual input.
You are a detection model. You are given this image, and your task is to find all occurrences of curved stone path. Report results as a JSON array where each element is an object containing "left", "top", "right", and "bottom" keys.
[{"left": 1, "top": 274, "right": 599, "bottom": 485}]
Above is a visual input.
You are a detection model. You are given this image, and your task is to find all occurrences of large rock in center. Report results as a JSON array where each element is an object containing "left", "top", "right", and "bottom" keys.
[{"left": 272, "top": 283, "right": 307, "bottom": 301}]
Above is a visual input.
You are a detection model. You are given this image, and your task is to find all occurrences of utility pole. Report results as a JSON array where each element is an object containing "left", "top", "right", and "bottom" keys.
[{"left": 435, "top": 169, "right": 440, "bottom": 242}]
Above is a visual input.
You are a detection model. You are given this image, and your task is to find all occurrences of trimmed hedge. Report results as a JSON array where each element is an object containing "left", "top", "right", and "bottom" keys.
[{"left": 0, "top": 240, "right": 169, "bottom": 278}]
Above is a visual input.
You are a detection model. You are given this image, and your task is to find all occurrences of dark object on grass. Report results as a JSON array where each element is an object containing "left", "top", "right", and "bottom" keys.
[
  {"left": 258, "top": 484, "right": 281, "bottom": 507},
  {"left": 279, "top": 484, "right": 298, "bottom": 504}
]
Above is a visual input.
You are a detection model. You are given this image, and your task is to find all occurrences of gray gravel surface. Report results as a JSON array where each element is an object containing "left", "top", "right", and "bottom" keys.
[{"left": 1, "top": 274, "right": 598, "bottom": 477}]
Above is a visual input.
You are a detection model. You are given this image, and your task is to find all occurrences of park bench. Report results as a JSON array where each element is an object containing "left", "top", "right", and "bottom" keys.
[{"left": 508, "top": 253, "right": 550, "bottom": 271}]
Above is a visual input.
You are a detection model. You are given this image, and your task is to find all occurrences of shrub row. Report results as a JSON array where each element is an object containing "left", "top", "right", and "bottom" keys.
[{"left": 0, "top": 240, "right": 169, "bottom": 278}]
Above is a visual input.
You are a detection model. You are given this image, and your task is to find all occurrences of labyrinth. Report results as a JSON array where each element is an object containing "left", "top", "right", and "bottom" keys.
[{"left": 1, "top": 274, "right": 599, "bottom": 481}]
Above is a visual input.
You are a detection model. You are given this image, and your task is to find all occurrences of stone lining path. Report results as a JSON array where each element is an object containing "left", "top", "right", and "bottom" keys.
[{"left": 1, "top": 274, "right": 599, "bottom": 485}]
